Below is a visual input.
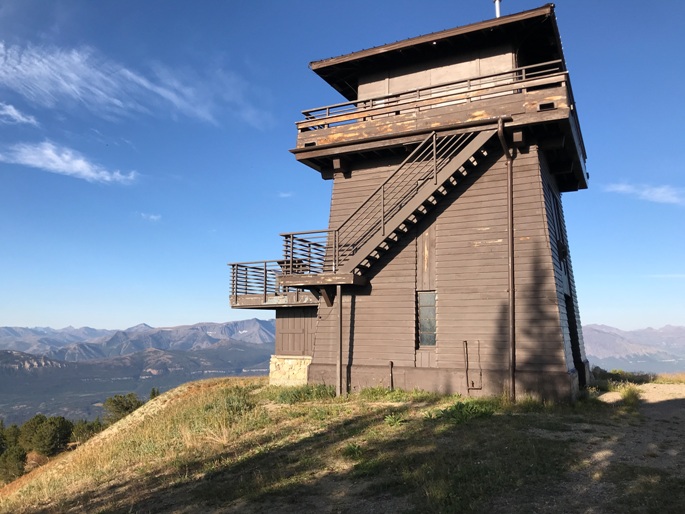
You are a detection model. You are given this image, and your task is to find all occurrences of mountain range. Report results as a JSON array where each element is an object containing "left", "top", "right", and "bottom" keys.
[
  {"left": 2, "top": 319, "right": 685, "bottom": 425},
  {"left": 0, "top": 319, "right": 276, "bottom": 425},
  {"left": 582, "top": 324, "right": 685, "bottom": 373}
]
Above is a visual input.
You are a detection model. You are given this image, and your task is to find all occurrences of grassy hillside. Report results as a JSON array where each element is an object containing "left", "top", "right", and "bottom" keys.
[{"left": 1, "top": 375, "right": 684, "bottom": 513}]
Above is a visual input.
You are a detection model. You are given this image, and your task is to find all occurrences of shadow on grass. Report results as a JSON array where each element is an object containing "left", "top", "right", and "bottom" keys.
[{"left": 25, "top": 394, "right": 685, "bottom": 514}]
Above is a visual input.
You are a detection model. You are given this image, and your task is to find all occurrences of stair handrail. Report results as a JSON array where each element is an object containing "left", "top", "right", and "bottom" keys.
[{"left": 333, "top": 130, "right": 481, "bottom": 268}]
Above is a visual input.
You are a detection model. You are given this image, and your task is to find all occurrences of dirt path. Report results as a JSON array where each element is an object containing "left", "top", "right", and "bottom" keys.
[{"left": 487, "top": 384, "right": 685, "bottom": 513}]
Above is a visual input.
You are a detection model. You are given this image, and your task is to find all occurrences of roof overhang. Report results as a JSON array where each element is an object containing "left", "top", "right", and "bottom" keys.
[{"left": 310, "top": 4, "right": 563, "bottom": 101}]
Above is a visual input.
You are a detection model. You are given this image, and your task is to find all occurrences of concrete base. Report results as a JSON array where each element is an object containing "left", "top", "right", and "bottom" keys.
[
  {"left": 307, "top": 363, "right": 580, "bottom": 402},
  {"left": 269, "top": 355, "right": 312, "bottom": 386}
]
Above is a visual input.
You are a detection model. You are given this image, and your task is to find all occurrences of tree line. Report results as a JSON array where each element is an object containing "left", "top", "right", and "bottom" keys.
[{"left": 0, "top": 388, "right": 159, "bottom": 484}]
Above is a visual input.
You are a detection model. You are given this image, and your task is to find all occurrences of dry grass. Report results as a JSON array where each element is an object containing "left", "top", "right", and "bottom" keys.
[{"left": 0, "top": 376, "right": 682, "bottom": 513}]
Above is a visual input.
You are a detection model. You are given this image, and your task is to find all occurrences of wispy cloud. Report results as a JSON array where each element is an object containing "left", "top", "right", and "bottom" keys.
[
  {"left": 0, "top": 141, "right": 136, "bottom": 184},
  {"left": 140, "top": 213, "right": 161, "bottom": 222},
  {"left": 278, "top": 191, "right": 293, "bottom": 198},
  {"left": 0, "top": 41, "right": 273, "bottom": 127},
  {"left": 605, "top": 183, "right": 685, "bottom": 206},
  {"left": 0, "top": 102, "right": 37, "bottom": 125}
]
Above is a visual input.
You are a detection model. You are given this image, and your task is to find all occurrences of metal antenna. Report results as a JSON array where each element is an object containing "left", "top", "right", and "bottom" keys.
[{"left": 494, "top": 0, "right": 501, "bottom": 18}]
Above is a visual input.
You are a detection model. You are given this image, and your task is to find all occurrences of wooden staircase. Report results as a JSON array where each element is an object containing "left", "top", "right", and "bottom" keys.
[
  {"left": 336, "top": 128, "right": 497, "bottom": 274},
  {"left": 278, "top": 127, "right": 497, "bottom": 286}
]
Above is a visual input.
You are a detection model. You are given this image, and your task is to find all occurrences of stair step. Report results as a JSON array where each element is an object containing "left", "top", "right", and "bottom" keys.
[{"left": 336, "top": 128, "right": 496, "bottom": 276}]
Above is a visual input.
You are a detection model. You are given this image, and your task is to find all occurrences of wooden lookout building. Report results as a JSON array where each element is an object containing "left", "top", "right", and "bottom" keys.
[{"left": 229, "top": 4, "right": 590, "bottom": 400}]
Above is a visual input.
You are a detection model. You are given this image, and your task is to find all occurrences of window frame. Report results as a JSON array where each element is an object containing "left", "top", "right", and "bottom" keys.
[{"left": 416, "top": 290, "right": 437, "bottom": 348}]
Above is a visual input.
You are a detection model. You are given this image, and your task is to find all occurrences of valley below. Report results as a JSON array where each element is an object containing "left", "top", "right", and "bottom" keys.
[
  {"left": 1, "top": 319, "right": 684, "bottom": 425},
  {"left": 0, "top": 319, "right": 274, "bottom": 425}
]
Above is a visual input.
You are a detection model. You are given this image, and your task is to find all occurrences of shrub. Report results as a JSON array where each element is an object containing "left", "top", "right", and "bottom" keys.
[
  {"left": 18, "top": 415, "right": 74, "bottom": 456},
  {"left": 71, "top": 418, "right": 104, "bottom": 445},
  {"left": 0, "top": 444, "right": 26, "bottom": 483},
  {"left": 103, "top": 393, "right": 144, "bottom": 425}
]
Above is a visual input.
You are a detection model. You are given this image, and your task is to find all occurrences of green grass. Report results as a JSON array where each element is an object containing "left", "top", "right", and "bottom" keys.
[{"left": 0, "top": 376, "right": 675, "bottom": 514}]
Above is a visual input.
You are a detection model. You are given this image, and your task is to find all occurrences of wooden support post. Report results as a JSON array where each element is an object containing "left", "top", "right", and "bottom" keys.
[{"left": 336, "top": 284, "right": 343, "bottom": 397}]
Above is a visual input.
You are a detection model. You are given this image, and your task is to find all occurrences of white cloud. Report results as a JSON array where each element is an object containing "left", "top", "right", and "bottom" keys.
[
  {"left": 0, "top": 102, "right": 37, "bottom": 125},
  {"left": 278, "top": 191, "right": 293, "bottom": 198},
  {"left": 0, "top": 41, "right": 273, "bottom": 127},
  {"left": 0, "top": 141, "right": 136, "bottom": 184},
  {"left": 605, "top": 183, "right": 685, "bottom": 206},
  {"left": 141, "top": 213, "right": 162, "bottom": 222}
]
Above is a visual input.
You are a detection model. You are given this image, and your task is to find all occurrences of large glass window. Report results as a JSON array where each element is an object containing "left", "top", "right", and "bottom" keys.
[{"left": 417, "top": 291, "right": 436, "bottom": 347}]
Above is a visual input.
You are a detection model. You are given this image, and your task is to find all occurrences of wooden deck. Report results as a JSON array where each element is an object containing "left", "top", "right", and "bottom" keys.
[{"left": 291, "top": 60, "right": 587, "bottom": 192}]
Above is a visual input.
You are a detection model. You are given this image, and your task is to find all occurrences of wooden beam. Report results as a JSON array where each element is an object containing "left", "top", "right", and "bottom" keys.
[
  {"left": 320, "top": 287, "right": 334, "bottom": 308},
  {"left": 278, "top": 272, "right": 367, "bottom": 288}
]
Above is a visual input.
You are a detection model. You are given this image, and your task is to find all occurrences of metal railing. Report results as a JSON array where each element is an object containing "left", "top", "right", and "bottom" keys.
[
  {"left": 281, "top": 130, "right": 481, "bottom": 274},
  {"left": 281, "top": 229, "right": 337, "bottom": 274},
  {"left": 297, "top": 60, "right": 565, "bottom": 133},
  {"left": 229, "top": 260, "right": 296, "bottom": 299}
]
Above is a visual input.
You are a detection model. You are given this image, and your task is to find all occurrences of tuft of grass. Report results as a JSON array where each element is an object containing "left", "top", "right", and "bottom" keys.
[
  {"left": 356, "top": 386, "right": 444, "bottom": 403},
  {"left": 259, "top": 384, "right": 335, "bottom": 404},
  {"left": 383, "top": 413, "right": 406, "bottom": 426},
  {"left": 341, "top": 442, "right": 364, "bottom": 460},
  {"left": 428, "top": 399, "right": 495, "bottom": 424},
  {"left": 619, "top": 384, "right": 641, "bottom": 409}
]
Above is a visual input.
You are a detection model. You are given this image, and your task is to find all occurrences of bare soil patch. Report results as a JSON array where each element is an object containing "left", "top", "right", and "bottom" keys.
[{"left": 485, "top": 384, "right": 685, "bottom": 513}]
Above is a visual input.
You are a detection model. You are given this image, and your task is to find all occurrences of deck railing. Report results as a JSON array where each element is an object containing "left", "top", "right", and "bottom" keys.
[
  {"left": 297, "top": 59, "right": 565, "bottom": 134},
  {"left": 229, "top": 260, "right": 293, "bottom": 300},
  {"left": 281, "top": 229, "right": 337, "bottom": 274}
]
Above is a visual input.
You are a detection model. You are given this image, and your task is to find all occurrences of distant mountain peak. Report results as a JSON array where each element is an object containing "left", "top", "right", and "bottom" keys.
[{"left": 126, "top": 323, "right": 155, "bottom": 332}]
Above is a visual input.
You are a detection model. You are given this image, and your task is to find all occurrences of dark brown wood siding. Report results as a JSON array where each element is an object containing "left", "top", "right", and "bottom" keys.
[
  {"left": 311, "top": 158, "right": 417, "bottom": 370},
  {"left": 540, "top": 153, "right": 588, "bottom": 373},
  {"left": 309, "top": 145, "right": 574, "bottom": 396},
  {"left": 275, "top": 307, "right": 317, "bottom": 356}
]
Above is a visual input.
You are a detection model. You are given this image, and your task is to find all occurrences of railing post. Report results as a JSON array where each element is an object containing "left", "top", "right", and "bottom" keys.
[
  {"left": 333, "top": 230, "right": 338, "bottom": 273},
  {"left": 381, "top": 185, "right": 386, "bottom": 236},
  {"left": 433, "top": 132, "right": 438, "bottom": 184},
  {"left": 263, "top": 261, "right": 267, "bottom": 303}
]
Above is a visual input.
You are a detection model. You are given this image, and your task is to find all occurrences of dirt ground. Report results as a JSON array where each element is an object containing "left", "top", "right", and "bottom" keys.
[{"left": 485, "top": 384, "right": 685, "bottom": 513}]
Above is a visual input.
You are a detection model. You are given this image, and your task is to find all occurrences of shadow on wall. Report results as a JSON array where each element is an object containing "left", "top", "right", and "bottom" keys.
[{"left": 515, "top": 245, "right": 576, "bottom": 399}]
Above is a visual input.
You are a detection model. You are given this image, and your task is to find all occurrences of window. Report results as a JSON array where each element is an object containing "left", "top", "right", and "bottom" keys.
[{"left": 417, "top": 291, "right": 436, "bottom": 347}]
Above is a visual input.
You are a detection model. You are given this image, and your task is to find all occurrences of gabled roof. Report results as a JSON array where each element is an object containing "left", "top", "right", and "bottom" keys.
[{"left": 310, "top": 4, "right": 563, "bottom": 101}]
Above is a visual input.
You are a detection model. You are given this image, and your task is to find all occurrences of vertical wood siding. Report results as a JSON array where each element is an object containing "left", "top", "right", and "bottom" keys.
[
  {"left": 312, "top": 158, "right": 417, "bottom": 369},
  {"left": 309, "top": 144, "right": 579, "bottom": 397},
  {"left": 276, "top": 307, "right": 317, "bottom": 356}
]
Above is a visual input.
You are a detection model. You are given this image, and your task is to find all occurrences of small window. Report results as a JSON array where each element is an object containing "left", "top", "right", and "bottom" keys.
[{"left": 417, "top": 291, "right": 436, "bottom": 347}]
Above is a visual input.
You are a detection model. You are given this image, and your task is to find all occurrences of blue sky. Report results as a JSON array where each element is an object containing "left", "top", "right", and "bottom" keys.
[{"left": 0, "top": 0, "right": 683, "bottom": 331}]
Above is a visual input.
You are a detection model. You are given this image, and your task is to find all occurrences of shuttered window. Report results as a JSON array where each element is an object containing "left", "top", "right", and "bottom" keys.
[{"left": 417, "top": 291, "right": 436, "bottom": 347}]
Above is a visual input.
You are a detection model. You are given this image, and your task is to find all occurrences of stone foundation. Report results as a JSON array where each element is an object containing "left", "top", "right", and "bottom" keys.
[{"left": 269, "top": 355, "right": 312, "bottom": 386}]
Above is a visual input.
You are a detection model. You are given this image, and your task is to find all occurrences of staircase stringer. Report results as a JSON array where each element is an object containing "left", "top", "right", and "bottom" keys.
[{"left": 337, "top": 128, "right": 497, "bottom": 275}]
